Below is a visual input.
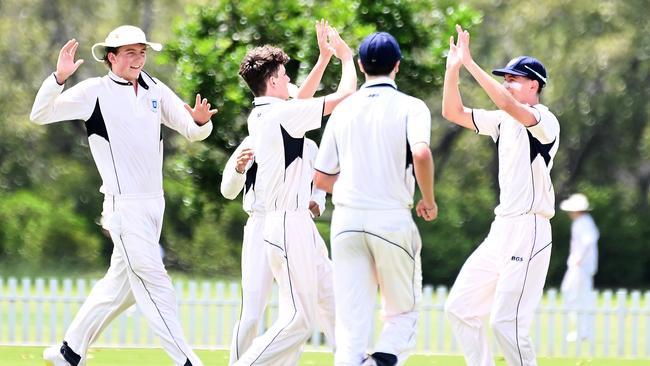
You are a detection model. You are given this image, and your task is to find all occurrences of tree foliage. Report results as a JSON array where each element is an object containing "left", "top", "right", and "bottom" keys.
[{"left": 1, "top": 0, "right": 649, "bottom": 288}]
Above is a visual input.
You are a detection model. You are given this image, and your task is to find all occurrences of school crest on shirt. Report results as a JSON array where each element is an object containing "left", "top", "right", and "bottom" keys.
[{"left": 150, "top": 98, "right": 159, "bottom": 112}]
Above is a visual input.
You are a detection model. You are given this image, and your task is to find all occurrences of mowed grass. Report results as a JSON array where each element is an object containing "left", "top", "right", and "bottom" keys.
[{"left": 2, "top": 346, "right": 648, "bottom": 366}]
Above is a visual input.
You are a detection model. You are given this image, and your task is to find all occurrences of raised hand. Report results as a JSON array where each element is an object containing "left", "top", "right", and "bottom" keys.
[
  {"left": 446, "top": 33, "right": 463, "bottom": 71},
  {"left": 316, "top": 19, "right": 334, "bottom": 60},
  {"left": 328, "top": 27, "right": 353, "bottom": 62},
  {"left": 184, "top": 94, "right": 218, "bottom": 125},
  {"left": 55, "top": 39, "right": 84, "bottom": 84},
  {"left": 455, "top": 24, "right": 473, "bottom": 65}
]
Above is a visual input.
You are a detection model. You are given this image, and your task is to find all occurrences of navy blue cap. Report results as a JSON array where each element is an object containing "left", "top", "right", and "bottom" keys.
[
  {"left": 492, "top": 56, "right": 547, "bottom": 87},
  {"left": 358, "top": 32, "right": 402, "bottom": 71}
]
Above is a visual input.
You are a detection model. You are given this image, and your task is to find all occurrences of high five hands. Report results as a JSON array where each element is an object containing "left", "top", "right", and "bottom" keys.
[
  {"left": 316, "top": 20, "right": 352, "bottom": 61},
  {"left": 315, "top": 19, "right": 334, "bottom": 61},
  {"left": 446, "top": 24, "right": 472, "bottom": 71},
  {"left": 55, "top": 39, "right": 85, "bottom": 84}
]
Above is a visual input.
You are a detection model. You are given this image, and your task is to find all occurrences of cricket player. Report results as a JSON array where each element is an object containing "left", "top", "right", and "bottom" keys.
[
  {"left": 441, "top": 25, "right": 560, "bottom": 366},
  {"left": 221, "top": 136, "right": 332, "bottom": 364},
  {"left": 31, "top": 25, "right": 216, "bottom": 366},
  {"left": 314, "top": 31, "right": 437, "bottom": 366},
  {"left": 559, "top": 193, "right": 599, "bottom": 342},
  {"left": 221, "top": 21, "right": 335, "bottom": 365},
  {"left": 231, "top": 25, "right": 356, "bottom": 366}
]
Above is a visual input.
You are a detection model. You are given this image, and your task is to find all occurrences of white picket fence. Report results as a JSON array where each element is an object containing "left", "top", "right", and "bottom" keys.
[{"left": 1, "top": 277, "right": 649, "bottom": 358}]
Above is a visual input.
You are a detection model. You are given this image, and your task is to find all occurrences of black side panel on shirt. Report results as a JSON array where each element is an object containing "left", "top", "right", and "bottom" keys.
[
  {"left": 527, "top": 131, "right": 555, "bottom": 166},
  {"left": 245, "top": 161, "right": 258, "bottom": 194},
  {"left": 85, "top": 98, "right": 109, "bottom": 141},
  {"left": 281, "top": 125, "right": 304, "bottom": 169},
  {"left": 406, "top": 139, "right": 414, "bottom": 172}
]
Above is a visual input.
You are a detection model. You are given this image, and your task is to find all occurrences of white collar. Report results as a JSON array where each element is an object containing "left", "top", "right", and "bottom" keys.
[
  {"left": 253, "top": 96, "right": 285, "bottom": 107},
  {"left": 361, "top": 76, "right": 397, "bottom": 89}
]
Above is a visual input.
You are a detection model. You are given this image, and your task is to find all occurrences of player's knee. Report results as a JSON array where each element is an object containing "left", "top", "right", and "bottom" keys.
[
  {"left": 490, "top": 318, "right": 511, "bottom": 339},
  {"left": 444, "top": 296, "right": 462, "bottom": 322}
]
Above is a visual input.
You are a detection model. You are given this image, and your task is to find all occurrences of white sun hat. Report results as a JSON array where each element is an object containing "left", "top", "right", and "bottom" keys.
[
  {"left": 91, "top": 25, "right": 162, "bottom": 62},
  {"left": 559, "top": 193, "right": 591, "bottom": 212}
]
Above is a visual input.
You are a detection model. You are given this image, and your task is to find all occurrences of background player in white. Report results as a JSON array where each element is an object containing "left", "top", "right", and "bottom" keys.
[
  {"left": 559, "top": 193, "right": 599, "bottom": 342},
  {"left": 220, "top": 21, "right": 335, "bottom": 364},
  {"left": 314, "top": 31, "right": 437, "bottom": 366},
  {"left": 441, "top": 25, "right": 560, "bottom": 366},
  {"left": 232, "top": 25, "right": 356, "bottom": 366},
  {"left": 30, "top": 25, "right": 216, "bottom": 366}
]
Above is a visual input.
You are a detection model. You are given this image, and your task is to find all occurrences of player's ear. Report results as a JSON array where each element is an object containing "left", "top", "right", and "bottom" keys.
[{"left": 357, "top": 59, "right": 365, "bottom": 74}]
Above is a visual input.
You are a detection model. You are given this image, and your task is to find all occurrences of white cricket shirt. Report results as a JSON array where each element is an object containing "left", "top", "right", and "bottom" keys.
[
  {"left": 314, "top": 77, "right": 431, "bottom": 210},
  {"left": 567, "top": 214, "right": 599, "bottom": 275},
  {"left": 247, "top": 96, "right": 325, "bottom": 212},
  {"left": 220, "top": 136, "right": 326, "bottom": 215},
  {"left": 472, "top": 104, "right": 560, "bottom": 218},
  {"left": 30, "top": 71, "right": 213, "bottom": 196}
]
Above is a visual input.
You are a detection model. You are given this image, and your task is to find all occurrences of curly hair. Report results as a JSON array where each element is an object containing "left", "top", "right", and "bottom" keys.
[{"left": 239, "top": 45, "right": 289, "bottom": 97}]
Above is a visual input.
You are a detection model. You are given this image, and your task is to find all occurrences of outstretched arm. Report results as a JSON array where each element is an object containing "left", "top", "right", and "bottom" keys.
[
  {"left": 441, "top": 32, "right": 474, "bottom": 130},
  {"left": 295, "top": 19, "right": 333, "bottom": 99},
  {"left": 455, "top": 25, "right": 539, "bottom": 127},
  {"left": 30, "top": 39, "right": 94, "bottom": 124},
  {"left": 322, "top": 27, "right": 357, "bottom": 116}
]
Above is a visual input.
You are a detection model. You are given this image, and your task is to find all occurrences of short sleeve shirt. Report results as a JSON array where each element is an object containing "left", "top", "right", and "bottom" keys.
[
  {"left": 472, "top": 104, "right": 560, "bottom": 218},
  {"left": 315, "top": 77, "right": 431, "bottom": 210}
]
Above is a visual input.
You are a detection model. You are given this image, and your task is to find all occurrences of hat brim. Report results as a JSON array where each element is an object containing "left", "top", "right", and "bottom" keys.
[
  {"left": 492, "top": 68, "right": 528, "bottom": 77},
  {"left": 91, "top": 42, "right": 162, "bottom": 62},
  {"left": 559, "top": 201, "right": 591, "bottom": 212}
]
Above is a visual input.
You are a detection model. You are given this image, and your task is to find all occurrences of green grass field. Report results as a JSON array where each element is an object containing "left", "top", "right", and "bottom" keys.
[{"left": 2, "top": 346, "right": 648, "bottom": 366}]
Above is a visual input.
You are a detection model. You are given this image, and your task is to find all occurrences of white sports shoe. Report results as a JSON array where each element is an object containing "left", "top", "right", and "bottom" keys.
[{"left": 43, "top": 346, "right": 71, "bottom": 366}]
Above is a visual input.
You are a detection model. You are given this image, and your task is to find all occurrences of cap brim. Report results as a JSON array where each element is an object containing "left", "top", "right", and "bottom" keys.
[{"left": 492, "top": 68, "right": 528, "bottom": 77}]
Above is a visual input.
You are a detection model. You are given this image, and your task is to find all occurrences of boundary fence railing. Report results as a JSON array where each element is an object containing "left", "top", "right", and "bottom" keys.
[{"left": 0, "top": 277, "right": 648, "bottom": 358}]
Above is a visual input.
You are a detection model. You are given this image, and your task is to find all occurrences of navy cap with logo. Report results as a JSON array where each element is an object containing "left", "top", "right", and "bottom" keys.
[
  {"left": 359, "top": 32, "right": 402, "bottom": 73},
  {"left": 492, "top": 56, "right": 548, "bottom": 88}
]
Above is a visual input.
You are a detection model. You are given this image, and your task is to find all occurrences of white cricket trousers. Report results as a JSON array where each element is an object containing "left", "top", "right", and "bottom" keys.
[
  {"left": 229, "top": 213, "right": 274, "bottom": 364},
  {"left": 63, "top": 193, "right": 202, "bottom": 366},
  {"left": 561, "top": 268, "right": 594, "bottom": 339},
  {"left": 445, "top": 214, "right": 552, "bottom": 366},
  {"left": 330, "top": 207, "right": 423, "bottom": 366},
  {"left": 233, "top": 209, "right": 335, "bottom": 366}
]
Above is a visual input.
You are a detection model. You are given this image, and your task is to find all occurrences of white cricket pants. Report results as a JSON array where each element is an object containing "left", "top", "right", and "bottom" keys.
[
  {"left": 445, "top": 214, "right": 552, "bottom": 366},
  {"left": 330, "top": 207, "right": 422, "bottom": 366},
  {"left": 232, "top": 209, "right": 334, "bottom": 366},
  {"left": 63, "top": 193, "right": 202, "bottom": 366},
  {"left": 561, "top": 268, "right": 594, "bottom": 339},
  {"left": 229, "top": 214, "right": 274, "bottom": 364}
]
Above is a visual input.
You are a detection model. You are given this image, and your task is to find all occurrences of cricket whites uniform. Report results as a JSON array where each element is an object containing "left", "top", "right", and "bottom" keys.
[
  {"left": 30, "top": 71, "right": 212, "bottom": 366},
  {"left": 560, "top": 213, "right": 599, "bottom": 340},
  {"left": 444, "top": 105, "right": 560, "bottom": 366},
  {"left": 314, "top": 77, "right": 431, "bottom": 366},
  {"left": 221, "top": 136, "right": 330, "bottom": 365},
  {"left": 232, "top": 96, "right": 333, "bottom": 366}
]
